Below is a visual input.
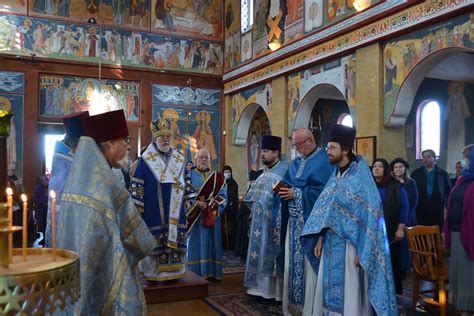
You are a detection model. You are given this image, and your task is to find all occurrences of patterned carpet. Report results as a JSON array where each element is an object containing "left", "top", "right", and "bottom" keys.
[{"left": 222, "top": 250, "right": 246, "bottom": 275}]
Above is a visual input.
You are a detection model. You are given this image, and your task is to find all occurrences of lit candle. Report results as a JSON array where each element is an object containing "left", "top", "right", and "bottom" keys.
[
  {"left": 6, "top": 188, "right": 13, "bottom": 263},
  {"left": 21, "top": 194, "right": 27, "bottom": 261},
  {"left": 50, "top": 190, "right": 57, "bottom": 260}
]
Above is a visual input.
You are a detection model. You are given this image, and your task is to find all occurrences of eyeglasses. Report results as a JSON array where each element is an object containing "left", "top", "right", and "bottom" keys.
[
  {"left": 325, "top": 145, "right": 340, "bottom": 152},
  {"left": 124, "top": 136, "right": 131, "bottom": 144},
  {"left": 292, "top": 137, "right": 311, "bottom": 148}
]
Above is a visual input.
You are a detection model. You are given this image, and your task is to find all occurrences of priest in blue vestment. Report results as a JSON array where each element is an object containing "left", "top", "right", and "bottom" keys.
[
  {"left": 58, "top": 110, "right": 156, "bottom": 315},
  {"left": 187, "top": 148, "right": 227, "bottom": 279},
  {"left": 244, "top": 135, "right": 288, "bottom": 300},
  {"left": 45, "top": 111, "right": 89, "bottom": 247},
  {"left": 278, "top": 128, "right": 334, "bottom": 315},
  {"left": 301, "top": 124, "right": 398, "bottom": 316},
  {"left": 130, "top": 117, "right": 187, "bottom": 281}
]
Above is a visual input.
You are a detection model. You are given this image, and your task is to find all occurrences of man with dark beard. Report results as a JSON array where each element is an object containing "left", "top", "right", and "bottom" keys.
[
  {"left": 58, "top": 110, "right": 156, "bottom": 314},
  {"left": 300, "top": 124, "right": 398, "bottom": 316},
  {"left": 244, "top": 135, "right": 288, "bottom": 301},
  {"left": 130, "top": 117, "right": 188, "bottom": 281}
]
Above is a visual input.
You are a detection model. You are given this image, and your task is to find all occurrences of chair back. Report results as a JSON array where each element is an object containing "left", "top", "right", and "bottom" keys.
[{"left": 406, "top": 225, "right": 443, "bottom": 280}]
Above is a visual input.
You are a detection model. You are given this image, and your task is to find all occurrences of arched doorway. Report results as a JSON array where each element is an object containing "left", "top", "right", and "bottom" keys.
[
  {"left": 233, "top": 103, "right": 271, "bottom": 174},
  {"left": 294, "top": 83, "right": 352, "bottom": 148},
  {"left": 386, "top": 48, "right": 474, "bottom": 173}
]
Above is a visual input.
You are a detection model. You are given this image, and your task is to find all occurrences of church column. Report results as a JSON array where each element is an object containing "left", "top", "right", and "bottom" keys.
[
  {"left": 270, "top": 76, "right": 288, "bottom": 156},
  {"left": 356, "top": 43, "right": 404, "bottom": 160}
]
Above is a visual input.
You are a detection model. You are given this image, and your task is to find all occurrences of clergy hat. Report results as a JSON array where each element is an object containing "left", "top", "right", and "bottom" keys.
[
  {"left": 328, "top": 124, "right": 356, "bottom": 149},
  {"left": 62, "top": 111, "right": 89, "bottom": 139},
  {"left": 83, "top": 110, "right": 129, "bottom": 143},
  {"left": 261, "top": 135, "right": 282, "bottom": 152},
  {"left": 150, "top": 116, "right": 172, "bottom": 138}
]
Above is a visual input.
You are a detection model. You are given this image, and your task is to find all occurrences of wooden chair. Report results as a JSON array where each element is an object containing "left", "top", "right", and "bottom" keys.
[{"left": 406, "top": 225, "right": 449, "bottom": 316}]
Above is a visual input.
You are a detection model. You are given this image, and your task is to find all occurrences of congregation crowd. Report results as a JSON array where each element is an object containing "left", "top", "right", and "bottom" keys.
[{"left": 9, "top": 108, "right": 473, "bottom": 315}]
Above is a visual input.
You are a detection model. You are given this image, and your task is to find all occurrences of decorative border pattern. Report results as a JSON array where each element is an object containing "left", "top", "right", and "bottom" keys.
[
  {"left": 224, "top": 0, "right": 472, "bottom": 94},
  {"left": 223, "top": 0, "right": 405, "bottom": 81}
]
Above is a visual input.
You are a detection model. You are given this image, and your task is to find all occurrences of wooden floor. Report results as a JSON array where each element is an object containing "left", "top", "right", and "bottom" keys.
[{"left": 147, "top": 273, "right": 245, "bottom": 316}]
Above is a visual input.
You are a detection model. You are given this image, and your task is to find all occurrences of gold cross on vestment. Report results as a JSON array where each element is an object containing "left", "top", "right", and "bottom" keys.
[
  {"left": 267, "top": 9, "right": 283, "bottom": 42},
  {"left": 173, "top": 177, "right": 184, "bottom": 194},
  {"left": 147, "top": 151, "right": 158, "bottom": 162}
]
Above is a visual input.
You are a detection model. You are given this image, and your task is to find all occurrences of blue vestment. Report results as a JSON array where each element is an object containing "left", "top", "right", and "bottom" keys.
[
  {"left": 187, "top": 168, "right": 227, "bottom": 279},
  {"left": 300, "top": 157, "right": 398, "bottom": 316},
  {"left": 244, "top": 160, "right": 288, "bottom": 298},
  {"left": 45, "top": 141, "right": 73, "bottom": 248},
  {"left": 130, "top": 144, "right": 187, "bottom": 281},
  {"left": 58, "top": 136, "right": 156, "bottom": 315},
  {"left": 281, "top": 148, "right": 334, "bottom": 312}
]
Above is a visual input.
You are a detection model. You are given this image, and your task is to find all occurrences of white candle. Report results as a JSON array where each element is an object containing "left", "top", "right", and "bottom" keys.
[
  {"left": 50, "top": 190, "right": 57, "bottom": 260},
  {"left": 6, "top": 188, "right": 13, "bottom": 263},
  {"left": 21, "top": 194, "right": 27, "bottom": 261}
]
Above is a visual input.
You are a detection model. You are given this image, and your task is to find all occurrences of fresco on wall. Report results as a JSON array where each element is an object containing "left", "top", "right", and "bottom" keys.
[
  {"left": 247, "top": 108, "right": 270, "bottom": 173},
  {"left": 224, "top": 0, "right": 240, "bottom": 69},
  {"left": 284, "top": 0, "right": 304, "bottom": 44},
  {"left": 39, "top": 75, "right": 140, "bottom": 121},
  {"left": 253, "top": 0, "right": 287, "bottom": 59},
  {"left": 0, "top": 71, "right": 24, "bottom": 179},
  {"left": 241, "top": 31, "right": 252, "bottom": 62},
  {"left": 27, "top": 0, "right": 150, "bottom": 30},
  {"left": 224, "top": 32, "right": 240, "bottom": 69},
  {"left": 383, "top": 13, "right": 473, "bottom": 123},
  {"left": 152, "top": 0, "right": 222, "bottom": 40},
  {"left": 151, "top": 84, "right": 221, "bottom": 170},
  {"left": 0, "top": 13, "right": 223, "bottom": 75},
  {"left": 0, "top": 0, "right": 26, "bottom": 14},
  {"left": 231, "top": 83, "right": 272, "bottom": 138},
  {"left": 287, "top": 54, "right": 356, "bottom": 136}
]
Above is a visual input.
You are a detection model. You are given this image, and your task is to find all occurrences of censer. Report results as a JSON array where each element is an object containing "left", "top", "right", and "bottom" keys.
[{"left": 0, "top": 111, "right": 80, "bottom": 314}]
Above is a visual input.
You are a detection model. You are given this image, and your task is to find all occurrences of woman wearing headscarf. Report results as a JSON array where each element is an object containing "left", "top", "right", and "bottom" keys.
[
  {"left": 444, "top": 145, "right": 474, "bottom": 315},
  {"left": 222, "top": 165, "right": 239, "bottom": 250},
  {"left": 390, "top": 157, "right": 419, "bottom": 273},
  {"left": 372, "top": 158, "right": 409, "bottom": 295}
]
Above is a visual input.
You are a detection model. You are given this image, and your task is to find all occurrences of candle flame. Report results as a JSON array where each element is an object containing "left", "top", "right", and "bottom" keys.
[
  {"left": 50, "top": 190, "right": 56, "bottom": 199},
  {"left": 6, "top": 187, "right": 13, "bottom": 196},
  {"left": 21, "top": 194, "right": 27, "bottom": 202}
]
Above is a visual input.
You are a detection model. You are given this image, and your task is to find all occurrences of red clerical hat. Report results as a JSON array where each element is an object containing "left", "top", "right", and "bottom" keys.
[
  {"left": 83, "top": 110, "right": 129, "bottom": 143},
  {"left": 62, "top": 111, "right": 89, "bottom": 138}
]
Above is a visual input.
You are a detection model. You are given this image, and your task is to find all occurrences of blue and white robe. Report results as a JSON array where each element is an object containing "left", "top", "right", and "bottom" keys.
[
  {"left": 45, "top": 141, "right": 73, "bottom": 248},
  {"left": 281, "top": 148, "right": 334, "bottom": 315},
  {"left": 244, "top": 159, "right": 288, "bottom": 300},
  {"left": 300, "top": 157, "right": 398, "bottom": 316},
  {"left": 187, "top": 168, "right": 227, "bottom": 279},
  {"left": 130, "top": 144, "right": 187, "bottom": 281}
]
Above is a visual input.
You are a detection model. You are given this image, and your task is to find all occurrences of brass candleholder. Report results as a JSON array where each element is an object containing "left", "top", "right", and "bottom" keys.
[{"left": 0, "top": 203, "right": 80, "bottom": 314}]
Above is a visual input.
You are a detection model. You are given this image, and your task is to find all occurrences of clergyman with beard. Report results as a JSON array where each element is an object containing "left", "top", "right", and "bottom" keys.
[
  {"left": 130, "top": 116, "right": 188, "bottom": 281},
  {"left": 300, "top": 124, "right": 398, "bottom": 315},
  {"left": 57, "top": 110, "right": 156, "bottom": 314},
  {"left": 244, "top": 135, "right": 289, "bottom": 300}
]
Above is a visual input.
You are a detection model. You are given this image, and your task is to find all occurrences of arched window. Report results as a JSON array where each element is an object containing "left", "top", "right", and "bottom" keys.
[
  {"left": 416, "top": 100, "right": 441, "bottom": 159},
  {"left": 241, "top": 0, "right": 253, "bottom": 33},
  {"left": 338, "top": 113, "right": 354, "bottom": 128}
]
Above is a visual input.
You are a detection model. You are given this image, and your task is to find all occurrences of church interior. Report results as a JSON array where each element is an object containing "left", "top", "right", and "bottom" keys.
[{"left": 0, "top": 0, "right": 473, "bottom": 315}]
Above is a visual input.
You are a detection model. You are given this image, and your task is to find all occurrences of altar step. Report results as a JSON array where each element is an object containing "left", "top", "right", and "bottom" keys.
[{"left": 143, "top": 271, "right": 209, "bottom": 304}]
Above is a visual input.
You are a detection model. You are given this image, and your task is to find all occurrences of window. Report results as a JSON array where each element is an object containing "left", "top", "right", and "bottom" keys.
[
  {"left": 416, "top": 100, "right": 440, "bottom": 159},
  {"left": 44, "top": 134, "right": 65, "bottom": 175},
  {"left": 241, "top": 0, "right": 254, "bottom": 33},
  {"left": 338, "top": 113, "right": 354, "bottom": 128}
]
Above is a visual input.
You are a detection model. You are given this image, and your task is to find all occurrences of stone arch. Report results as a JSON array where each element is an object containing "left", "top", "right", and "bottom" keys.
[{"left": 233, "top": 103, "right": 270, "bottom": 145}]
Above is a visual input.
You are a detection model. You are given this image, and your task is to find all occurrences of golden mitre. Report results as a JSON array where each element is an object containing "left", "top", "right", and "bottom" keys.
[{"left": 150, "top": 116, "right": 172, "bottom": 138}]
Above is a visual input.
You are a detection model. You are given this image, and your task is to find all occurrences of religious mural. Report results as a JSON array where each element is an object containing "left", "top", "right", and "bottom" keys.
[
  {"left": 247, "top": 107, "right": 270, "bottom": 173},
  {"left": 230, "top": 83, "right": 272, "bottom": 139},
  {"left": 253, "top": 0, "right": 288, "bottom": 59},
  {"left": 152, "top": 0, "right": 222, "bottom": 40},
  {"left": 0, "top": 71, "right": 25, "bottom": 179},
  {"left": 224, "top": 0, "right": 240, "bottom": 69},
  {"left": 39, "top": 75, "right": 140, "bottom": 121},
  {"left": 0, "top": 13, "right": 223, "bottom": 75},
  {"left": 287, "top": 54, "right": 356, "bottom": 136},
  {"left": 383, "top": 13, "right": 473, "bottom": 123},
  {"left": 0, "top": 0, "right": 26, "bottom": 14},
  {"left": 151, "top": 84, "right": 221, "bottom": 170},
  {"left": 27, "top": 0, "right": 150, "bottom": 30}
]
